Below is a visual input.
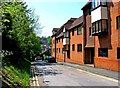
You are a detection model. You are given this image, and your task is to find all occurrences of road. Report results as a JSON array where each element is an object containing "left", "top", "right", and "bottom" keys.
[{"left": 34, "top": 60, "right": 119, "bottom": 87}]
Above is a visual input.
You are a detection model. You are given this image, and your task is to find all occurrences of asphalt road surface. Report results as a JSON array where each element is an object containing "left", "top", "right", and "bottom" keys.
[{"left": 34, "top": 60, "right": 119, "bottom": 87}]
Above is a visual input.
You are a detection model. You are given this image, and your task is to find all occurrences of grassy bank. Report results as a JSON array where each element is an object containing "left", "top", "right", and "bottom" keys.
[{"left": 2, "top": 59, "right": 30, "bottom": 87}]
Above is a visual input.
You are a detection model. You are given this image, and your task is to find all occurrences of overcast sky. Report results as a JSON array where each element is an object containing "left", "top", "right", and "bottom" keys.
[{"left": 25, "top": 0, "right": 88, "bottom": 37}]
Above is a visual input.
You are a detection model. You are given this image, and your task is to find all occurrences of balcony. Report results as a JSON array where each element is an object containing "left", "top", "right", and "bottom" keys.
[
  {"left": 63, "top": 38, "right": 69, "bottom": 45},
  {"left": 91, "top": 0, "right": 108, "bottom": 36},
  {"left": 91, "top": 6, "right": 108, "bottom": 23},
  {"left": 92, "top": 19, "right": 108, "bottom": 36}
]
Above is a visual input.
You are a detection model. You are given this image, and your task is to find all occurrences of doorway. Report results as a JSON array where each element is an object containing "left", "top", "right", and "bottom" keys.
[{"left": 85, "top": 48, "right": 94, "bottom": 64}]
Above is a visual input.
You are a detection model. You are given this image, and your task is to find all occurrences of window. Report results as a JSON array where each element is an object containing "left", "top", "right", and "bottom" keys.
[
  {"left": 101, "top": 0, "right": 107, "bottom": 6},
  {"left": 62, "top": 48, "right": 64, "bottom": 54},
  {"left": 98, "top": 20, "right": 102, "bottom": 32},
  {"left": 64, "top": 31, "right": 69, "bottom": 38},
  {"left": 56, "top": 48, "right": 58, "bottom": 53},
  {"left": 72, "top": 30, "right": 74, "bottom": 36},
  {"left": 59, "top": 48, "right": 60, "bottom": 53},
  {"left": 64, "top": 33, "right": 66, "bottom": 37},
  {"left": 72, "top": 44, "right": 75, "bottom": 51},
  {"left": 102, "top": 20, "right": 107, "bottom": 32},
  {"left": 89, "top": 27, "right": 92, "bottom": 36},
  {"left": 117, "top": 48, "right": 120, "bottom": 59},
  {"left": 117, "top": 16, "right": 120, "bottom": 29},
  {"left": 97, "top": 0, "right": 101, "bottom": 6},
  {"left": 92, "top": 0, "right": 95, "bottom": 9},
  {"left": 77, "top": 26, "right": 82, "bottom": 35},
  {"left": 98, "top": 48, "right": 108, "bottom": 57},
  {"left": 67, "top": 50, "right": 70, "bottom": 58},
  {"left": 77, "top": 44, "right": 82, "bottom": 52},
  {"left": 92, "top": 19, "right": 108, "bottom": 35},
  {"left": 92, "top": 0, "right": 107, "bottom": 9},
  {"left": 92, "top": 23, "right": 96, "bottom": 34},
  {"left": 96, "top": 21, "right": 99, "bottom": 33}
]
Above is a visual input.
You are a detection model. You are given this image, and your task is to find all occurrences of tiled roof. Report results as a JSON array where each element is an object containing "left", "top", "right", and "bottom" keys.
[
  {"left": 51, "top": 28, "right": 59, "bottom": 37},
  {"left": 64, "top": 18, "right": 77, "bottom": 30},
  {"left": 69, "top": 16, "right": 83, "bottom": 30},
  {"left": 52, "top": 28, "right": 59, "bottom": 32},
  {"left": 55, "top": 18, "right": 76, "bottom": 38},
  {"left": 56, "top": 32, "right": 63, "bottom": 38}
]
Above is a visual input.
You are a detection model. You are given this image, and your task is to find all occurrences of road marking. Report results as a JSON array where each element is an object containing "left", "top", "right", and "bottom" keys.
[
  {"left": 35, "top": 76, "right": 40, "bottom": 87},
  {"left": 33, "top": 77, "right": 35, "bottom": 87},
  {"left": 76, "top": 69, "right": 119, "bottom": 83}
]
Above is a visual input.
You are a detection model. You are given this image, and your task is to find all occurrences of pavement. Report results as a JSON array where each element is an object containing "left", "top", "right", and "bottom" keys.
[
  {"left": 31, "top": 60, "right": 120, "bottom": 87},
  {"left": 58, "top": 62, "right": 120, "bottom": 80}
]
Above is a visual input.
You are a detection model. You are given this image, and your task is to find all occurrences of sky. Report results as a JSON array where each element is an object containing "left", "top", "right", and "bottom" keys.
[{"left": 25, "top": 0, "right": 88, "bottom": 37}]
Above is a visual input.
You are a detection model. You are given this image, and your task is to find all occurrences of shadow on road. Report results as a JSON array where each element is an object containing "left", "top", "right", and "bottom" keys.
[{"left": 32, "top": 60, "right": 62, "bottom": 76}]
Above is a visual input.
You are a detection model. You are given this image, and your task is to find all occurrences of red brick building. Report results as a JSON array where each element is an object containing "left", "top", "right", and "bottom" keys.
[
  {"left": 51, "top": 28, "right": 58, "bottom": 60},
  {"left": 90, "top": 1, "right": 120, "bottom": 71},
  {"left": 54, "top": 18, "right": 76, "bottom": 62},
  {"left": 51, "top": 0, "right": 120, "bottom": 72},
  {"left": 65, "top": 16, "right": 84, "bottom": 64}
]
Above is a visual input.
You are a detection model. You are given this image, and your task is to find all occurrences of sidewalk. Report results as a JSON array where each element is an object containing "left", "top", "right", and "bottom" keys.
[{"left": 58, "top": 62, "right": 120, "bottom": 80}]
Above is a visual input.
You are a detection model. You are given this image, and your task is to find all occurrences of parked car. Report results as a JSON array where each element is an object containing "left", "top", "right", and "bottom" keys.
[{"left": 45, "top": 56, "right": 56, "bottom": 63}]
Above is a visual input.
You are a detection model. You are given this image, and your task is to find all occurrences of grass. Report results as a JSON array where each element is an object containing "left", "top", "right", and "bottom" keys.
[{"left": 2, "top": 58, "right": 30, "bottom": 87}]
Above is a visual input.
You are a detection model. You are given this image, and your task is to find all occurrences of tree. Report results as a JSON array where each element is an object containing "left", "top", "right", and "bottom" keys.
[
  {"left": 47, "top": 37, "right": 52, "bottom": 45},
  {"left": 2, "top": 1, "right": 42, "bottom": 63}
]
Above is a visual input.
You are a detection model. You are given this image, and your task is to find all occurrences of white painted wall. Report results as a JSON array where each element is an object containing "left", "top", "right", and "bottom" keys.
[
  {"left": 63, "top": 38, "right": 69, "bottom": 45},
  {"left": 63, "top": 27, "right": 65, "bottom": 32},
  {"left": 91, "top": 7, "right": 108, "bottom": 23}
]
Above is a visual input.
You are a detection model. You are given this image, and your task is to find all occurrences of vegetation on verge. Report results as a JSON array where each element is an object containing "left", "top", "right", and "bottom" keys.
[{"left": 2, "top": 59, "right": 30, "bottom": 87}]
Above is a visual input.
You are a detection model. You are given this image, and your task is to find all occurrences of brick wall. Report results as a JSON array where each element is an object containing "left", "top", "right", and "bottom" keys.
[
  {"left": 65, "top": 27, "right": 84, "bottom": 64},
  {"left": 94, "top": 2, "right": 120, "bottom": 72},
  {"left": 52, "top": 36, "right": 56, "bottom": 58},
  {"left": 56, "top": 37, "right": 64, "bottom": 62}
]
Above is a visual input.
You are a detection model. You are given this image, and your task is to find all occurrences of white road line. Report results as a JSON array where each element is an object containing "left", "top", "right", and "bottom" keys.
[{"left": 76, "top": 69, "right": 119, "bottom": 83}]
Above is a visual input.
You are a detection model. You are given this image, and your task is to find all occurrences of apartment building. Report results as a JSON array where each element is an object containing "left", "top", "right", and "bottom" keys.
[
  {"left": 90, "top": 0, "right": 120, "bottom": 71},
  {"left": 51, "top": 28, "right": 58, "bottom": 60},
  {"left": 64, "top": 16, "right": 84, "bottom": 64},
  {"left": 51, "top": 0, "right": 120, "bottom": 72},
  {"left": 55, "top": 18, "right": 76, "bottom": 62}
]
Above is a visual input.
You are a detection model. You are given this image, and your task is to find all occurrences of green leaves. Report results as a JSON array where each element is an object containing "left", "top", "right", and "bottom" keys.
[
  {"left": 2, "top": 1, "right": 41, "bottom": 62},
  {"left": 3, "top": 19, "right": 10, "bottom": 23}
]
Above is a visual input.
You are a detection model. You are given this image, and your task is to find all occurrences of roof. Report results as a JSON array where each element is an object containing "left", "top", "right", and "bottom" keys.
[
  {"left": 52, "top": 28, "right": 59, "bottom": 32},
  {"left": 63, "top": 18, "right": 77, "bottom": 30},
  {"left": 55, "top": 18, "right": 76, "bottom": 38},
  {"left": 81, "top": 0, "right": 91, "bottom": 10},
  {"left": 51, "top": 28, "right": 59, "bottom": 37},
  {"left": 69, "top": 16, "right": 83, "bottom": 30},
  {"left": 56, "top": 32, "right": 63, "bottom": 38}
]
